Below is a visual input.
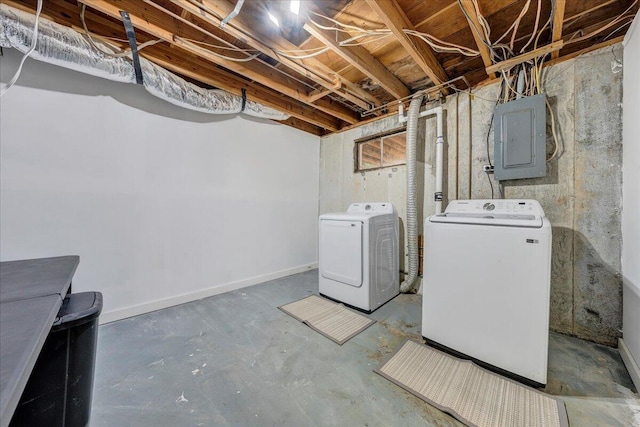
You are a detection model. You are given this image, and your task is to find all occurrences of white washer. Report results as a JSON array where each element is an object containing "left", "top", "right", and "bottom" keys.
[
  {"left": 319, "top": 203, "right": 399, "bottom": 312},
  {"left": 422, "top": 199, "right": 552, "bottom": 386}
]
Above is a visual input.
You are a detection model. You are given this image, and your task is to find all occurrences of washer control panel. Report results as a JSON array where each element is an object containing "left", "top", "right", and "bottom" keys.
[{"left": 444, "top": 199, "right": 545, "bottom": 217}]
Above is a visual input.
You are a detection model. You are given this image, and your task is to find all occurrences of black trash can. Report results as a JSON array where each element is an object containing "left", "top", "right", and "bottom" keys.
[{"left": 10, "top": 292, "right": 103, "bottom": 427}]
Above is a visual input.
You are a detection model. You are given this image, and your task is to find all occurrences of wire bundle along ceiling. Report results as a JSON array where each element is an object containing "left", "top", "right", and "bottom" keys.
[{"left": 4, "top": 0, "right": 637, "bottom": 135}]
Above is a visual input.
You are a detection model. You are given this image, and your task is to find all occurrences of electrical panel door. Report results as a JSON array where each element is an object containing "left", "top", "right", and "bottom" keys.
[{"left": 494, "top": 94, "right": 547, "bottom": 181}]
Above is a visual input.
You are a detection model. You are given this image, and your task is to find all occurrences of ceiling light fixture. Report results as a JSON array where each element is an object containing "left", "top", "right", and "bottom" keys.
[
  {"left": 290, "top": 0, "right": 300, "bottom": 15},
  {"left": 267, "top": 12, "right": 280, "bottom": 27}
]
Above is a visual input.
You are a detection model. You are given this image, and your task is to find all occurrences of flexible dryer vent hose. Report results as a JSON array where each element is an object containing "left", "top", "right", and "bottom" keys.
[{"left": 400, "top": 95, "right": 424, "bottom": 293}]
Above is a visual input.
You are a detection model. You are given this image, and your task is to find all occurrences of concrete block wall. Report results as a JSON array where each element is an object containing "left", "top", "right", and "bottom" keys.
[{"left": 319, "top": 44, "right": 623, "bottom": 346}]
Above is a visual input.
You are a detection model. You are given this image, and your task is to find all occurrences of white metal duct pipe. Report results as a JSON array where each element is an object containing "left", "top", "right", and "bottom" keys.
[
  {"left": 435, "top": 133, "right": 444, "bottom": 214},
  {"left": 415, "top": 106, "right": 445, "bottom": 214},
  {"left": 399, "top": 95, "right": 424, "bottom": 293},
  {"left": 421, "top": 106, "right": 445, "bottom": 214},
  {"left": 0, "top": 4, "right": 289, "bottom": 120}
]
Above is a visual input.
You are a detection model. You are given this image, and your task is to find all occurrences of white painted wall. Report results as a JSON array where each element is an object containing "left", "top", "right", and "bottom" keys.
[
  {"left": 622, "top": 13, "right": 640, "bottom": 387},
  {"left": 0, "top": 49, "right": 320, "bottom": 323}
]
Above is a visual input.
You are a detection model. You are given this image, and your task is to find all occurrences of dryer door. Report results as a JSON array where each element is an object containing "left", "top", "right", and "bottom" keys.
[{"left": 319, "top": 219, "right": 363, "bottom": 287}]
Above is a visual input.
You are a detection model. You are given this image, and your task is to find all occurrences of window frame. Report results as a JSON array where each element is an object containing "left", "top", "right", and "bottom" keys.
[{"left": 353, "top": 126, "right": 407, "bottom": 173}]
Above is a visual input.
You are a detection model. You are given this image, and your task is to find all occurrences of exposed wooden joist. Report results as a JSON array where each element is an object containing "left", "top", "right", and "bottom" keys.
[
  {"left": 551, "top": 0, "right": 566, "bottom": 59},
  {"left": 149, "top": 0, "right": 359, "bottom": 114},
  {"left": 485, "top": 41, "right": 564, "bottom": 75},
  {"left": 459, "top": 0, "right": 496, "bottom": 79},
  {"left": 543, "top": 35, "right": 624, "bottom": 67},
  {"left": 308, "top": 89, "right": 333, "bottom": 103},
  {"left": 365, "top": 0, "right": 449, "bottom": 92},
  {"left": 302, "top": 22, "right": 410, "bottom": 100},
  {"left": 77, "top": 0, "right": 357, "bottom": 128},
  {"left": 9, "top": 0, "right": 338, "bottom": 133},
  {"left": 144, "top": 50, "right": 334, "bottom": 132},
  {"left": 174, "top": 35, "right": 357, "bottom": 124},
  {"left": 164, "top": 0, "right": 370, "bottom": 111},
  {"left": 279, "top": 116, "right": 326, "bottom": 136},
  {"left": 176, "top": 0, "right": 380, "bottom": 109}
]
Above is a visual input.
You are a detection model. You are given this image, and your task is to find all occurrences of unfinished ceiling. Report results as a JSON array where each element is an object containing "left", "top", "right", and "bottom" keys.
[{"left": 7, "top": 0, "right": 638, "bottom": 135}]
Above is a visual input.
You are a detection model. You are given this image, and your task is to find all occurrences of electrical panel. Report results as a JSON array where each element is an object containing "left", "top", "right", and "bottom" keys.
[{"left": 493, "top": 94, "right": 546, "bottom": 181}]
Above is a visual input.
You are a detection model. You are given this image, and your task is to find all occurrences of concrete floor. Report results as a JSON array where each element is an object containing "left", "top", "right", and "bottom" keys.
[{"left": 92, "top": 270, "right": 639, "bottom": 426}]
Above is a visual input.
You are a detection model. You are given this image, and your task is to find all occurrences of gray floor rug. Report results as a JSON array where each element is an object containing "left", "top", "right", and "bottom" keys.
[
  {"left": 278, "top": 295, "right": 375, "bottom": 345},
  {"left": 375, "top": 340, "right": 569, "bottom": 427}
]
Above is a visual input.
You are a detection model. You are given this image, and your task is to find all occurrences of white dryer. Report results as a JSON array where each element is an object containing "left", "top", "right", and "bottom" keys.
[
  {"left": 422, "top": 199, "right": 552, "bottom": 386},
  {"left": 319, "top": 203, "right": 399, "bottom": 312}
]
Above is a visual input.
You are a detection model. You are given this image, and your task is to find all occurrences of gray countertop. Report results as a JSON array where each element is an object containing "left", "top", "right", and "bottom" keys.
[
  {"left": 0, "top": 256, "right": 79, "bottom": 427},
  {"left": 0, "top": 256, "right": 79, "bottom": 303}
]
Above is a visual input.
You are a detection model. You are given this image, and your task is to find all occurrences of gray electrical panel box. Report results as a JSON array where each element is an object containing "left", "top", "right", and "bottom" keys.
[{"left": 493, "top": 94, "right": 546, "bottom": 180}]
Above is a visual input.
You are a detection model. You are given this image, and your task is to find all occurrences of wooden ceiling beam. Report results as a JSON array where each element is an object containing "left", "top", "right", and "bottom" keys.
[
  {"left": 279, "top": 117, "right": 326, "bottom": 136},
  {"left": 177, "top": 0, "right": 380, "bottom": 109},
  {"left": 145, "top": 0, "right": 369, "bottom": 113},
  {"left": 302, "top": 23, "right": 410, "bottom": 100},
  {"left": 140, "top": 49, "right": 333, "bottom": 132},
  {"left": 77, "top": 0, "right": 356, "bottom": 127},
  {"left": 551, "top": 0, "right": 566, "bottom": 59},
  {"left": 24, "top": 0, "right": 342, "bottom": 132},
  {"left": 459, "top": 0, "right": 496, "bottom": 79},
  {"left": 166, "top": 0, "right": 366, "bottom": 110},
  {"left": 170, "top": 35, "right": 355, "bottom": 125},
  {"left": 308, "top": 89, "right": 333, "bottom": 103},
  {"left": 485, "top": 40, "right": 564, "bottom": 75},
  {"left": 543, "top": 35, "right": 624, "bottom": 67},
  {"left": 365, "top": 0, "right": 449, "bottom": 91}
]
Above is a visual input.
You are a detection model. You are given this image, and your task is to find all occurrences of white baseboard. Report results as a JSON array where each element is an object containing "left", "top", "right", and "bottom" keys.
[
  {"left": 99, "top": 263, "right": 318, "bottom": 324},
  {"left": 619, "top": 338, "right": 640, "bottom": 391}
]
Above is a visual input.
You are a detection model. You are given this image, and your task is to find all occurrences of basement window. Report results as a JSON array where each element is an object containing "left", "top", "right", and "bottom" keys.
[{"left": 355, "top": 128, "right": 407, "bottom": 172}]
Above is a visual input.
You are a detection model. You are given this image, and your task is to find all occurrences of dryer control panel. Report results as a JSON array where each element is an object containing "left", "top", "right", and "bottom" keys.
[{"left": 347, "top": 202, "right": 395, "bottom": 214}]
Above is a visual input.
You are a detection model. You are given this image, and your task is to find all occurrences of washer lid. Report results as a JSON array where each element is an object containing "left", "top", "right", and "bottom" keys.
[{"left": 429, "top": 212, "right": 543, "bottom": 228}]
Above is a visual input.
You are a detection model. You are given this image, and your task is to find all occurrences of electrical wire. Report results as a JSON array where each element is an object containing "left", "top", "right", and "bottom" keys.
[
  {"left": 274, "top": 47, "right": 330, "bottom": 59},
  {"left": 545, "top": 97, "right": 561, "bottom": 161},
  {"left": 1, "top": 0, "right": 43, "bottom": 96},
  {"left": 485, "top": 101, "right": 498, "bottom": 198},
  {"left": 565, "top": 0, "right": 638, "bottom": 45},
  {"left": 307, "top": 13, "right": 479, "bottom": 57},
  {"left": 520, "top": 0, "right": 542, "bottom": 53},
  {"left": 175, "top": 37, "right": 260, "bottom": 62},
  {"left": 338, "top": 33, "right": 393, "bottom": 47},
  {"left": 494, "top": 0, "right": 530, "bottom": 45},
  {"left": 186, "top": 39, "right": 259, "bottom": 53},
  {"left": 308, "top": 10, "right": 387, "bottom": 34},
  {"left": 487, "top": 171, "right": 495, "bottom": 199},
  {"left": 405, "top": 30, "right": 480, "bottom": 56},
  {"left": 457, "top": 0, "right": 494, "bottom": 52},
  {"left": 471, "top": 0, "right": 492, "bottom": 42},
  {"left": 80, "top": 5, "right": 162, "bottom": 58},
  {"left": 509, "top": 0, "right": 531, "bottom": 50},
  {"left": 603, "top": 17, "right": 634, "bottom": 41}
]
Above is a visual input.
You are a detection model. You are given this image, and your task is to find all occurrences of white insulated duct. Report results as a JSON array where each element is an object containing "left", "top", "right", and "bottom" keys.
[
  {"left": 399, "top": 95, "right": 424, "bottom": 293},
  {"left": 0, "top": 4, "right": 289, "bottom": 121}
]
